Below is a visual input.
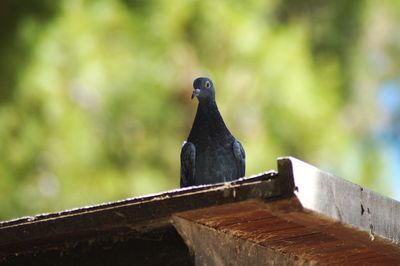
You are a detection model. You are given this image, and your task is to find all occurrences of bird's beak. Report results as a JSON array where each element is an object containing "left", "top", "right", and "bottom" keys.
[{"left": 191, "top": 88, "right": 200, "bottom": 99}]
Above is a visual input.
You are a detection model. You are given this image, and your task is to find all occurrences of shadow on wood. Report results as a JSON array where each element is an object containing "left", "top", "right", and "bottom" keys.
[{"left": 1, "top": 157, "right": 399, "bottom": 265}]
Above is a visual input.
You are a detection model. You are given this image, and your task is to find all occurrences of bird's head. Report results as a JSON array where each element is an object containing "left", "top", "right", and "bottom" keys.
[{"left": 192, "top": 77, "right": 215, "bottom": 102}]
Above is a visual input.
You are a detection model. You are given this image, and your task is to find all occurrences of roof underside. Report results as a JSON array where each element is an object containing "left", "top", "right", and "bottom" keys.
[
  {"left": 174, "top": 199, "right": 400, "bottom": 265},
  {"left": 0, "top": 157, "right": 399, "bottom": 265}
]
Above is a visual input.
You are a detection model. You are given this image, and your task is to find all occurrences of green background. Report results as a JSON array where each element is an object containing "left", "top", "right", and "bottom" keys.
[{"left": 1, "top": 0, "right": 400, "bottom": 220}]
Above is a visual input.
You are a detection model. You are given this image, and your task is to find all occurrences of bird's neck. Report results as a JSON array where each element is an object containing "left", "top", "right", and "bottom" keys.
[{"left": 188, "top": 100, "right": 231, "bottom": 143}]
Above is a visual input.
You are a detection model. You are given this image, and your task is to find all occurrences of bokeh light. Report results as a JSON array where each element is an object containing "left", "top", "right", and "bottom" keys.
[{"left": 1, "top": 0, "right": 400, "bottom": 220}]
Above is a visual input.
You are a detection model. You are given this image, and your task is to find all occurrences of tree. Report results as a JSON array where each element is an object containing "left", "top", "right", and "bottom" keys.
[{"left": 0, "top": 0, "right": 397, "bottom": 220}]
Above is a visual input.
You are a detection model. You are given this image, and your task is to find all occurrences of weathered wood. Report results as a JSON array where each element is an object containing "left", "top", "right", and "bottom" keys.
[
  {"left": 2, "top": 226, "right": 192, "bottom": 266},
  {"left": 1, "top": 156, "right": 400, "bottom": 265},
  {"left": 0, "top": 171, "right": 277, "bottom": 229},
  {"left": 173, "top": 215, "right": 297, "bottom": 266},
  {"left": 0, "top": 171, "right": 278, "bottom": 260},
  {"left": 278, "top": 157, "right": 400, "bottom": 244},
  {"left": 173, "top": 199, "right": 400, "bottom": 265}
]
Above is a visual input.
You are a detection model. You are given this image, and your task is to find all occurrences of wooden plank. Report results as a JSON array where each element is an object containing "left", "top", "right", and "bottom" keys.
[
  {"left": 173, "top": 215, "right": 299, "bottom": 265},
  {"left": 0, "top": 171, "right": 279, "bottom": 257},
  {"left": 173, "top": 199, "right": 400, "bottom": 265},
  {"left": 2, "top": 226, "right": 193, "bottom": 266},
  {"left": 278, "top": 157, "right": 400, "bottom": 244}
]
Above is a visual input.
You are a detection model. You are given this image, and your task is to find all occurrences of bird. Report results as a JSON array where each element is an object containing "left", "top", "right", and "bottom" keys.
[{"left": 180, "top": 77, "right": 245, "bottom": 187}]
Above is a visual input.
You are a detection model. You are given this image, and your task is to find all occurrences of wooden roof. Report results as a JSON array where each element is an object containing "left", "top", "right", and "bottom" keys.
[
  {"left": 174, "top": 199, "right": 400, "bottom": 265},
  {"left": 1, "top": 157, "right": 399, "bottom": 265}
]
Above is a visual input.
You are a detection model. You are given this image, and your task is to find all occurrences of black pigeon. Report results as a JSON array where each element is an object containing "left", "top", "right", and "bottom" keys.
[{"left": 180, "top": 77, "right": 245, "bottom": 187}]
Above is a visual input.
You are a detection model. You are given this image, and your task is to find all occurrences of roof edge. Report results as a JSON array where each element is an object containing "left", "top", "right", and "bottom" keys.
[
  {"left": 278, "top": 156, "right": 400, "bottom": 244},
  {"left": 0, "top": 171, "right": 282, "bottom": 253}
]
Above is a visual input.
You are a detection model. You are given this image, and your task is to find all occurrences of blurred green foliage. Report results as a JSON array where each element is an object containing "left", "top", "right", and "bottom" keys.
[{"left": 0, "top": 0, "right": 399, "bottom": 220}]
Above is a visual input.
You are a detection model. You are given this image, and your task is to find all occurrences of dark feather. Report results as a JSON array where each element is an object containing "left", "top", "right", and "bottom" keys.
[
  {"left": 180, "top": 77, "right": 246, "bottom": 187},
  {"left": 233, "top": 139, "right": 246, "bottom": 178},
  {"left": 180, "top": 141, "right": 195, "bottom": 187}
]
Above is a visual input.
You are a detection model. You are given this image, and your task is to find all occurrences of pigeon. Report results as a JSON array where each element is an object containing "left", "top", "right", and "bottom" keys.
[{"left": 180, "top": 77, "right": 245, "bottom": 187}]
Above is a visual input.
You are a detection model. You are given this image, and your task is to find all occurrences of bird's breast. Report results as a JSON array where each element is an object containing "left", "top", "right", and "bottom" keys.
[{"left": 193, "top": 141, "right": 237, "bottom": 185}]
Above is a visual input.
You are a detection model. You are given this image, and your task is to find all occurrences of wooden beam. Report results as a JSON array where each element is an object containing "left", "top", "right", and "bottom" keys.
[
  {"left": 0, "top": 171, "right": 278, "bottom": 257},
  {"left": 173, "top": 199, "right": 400, "bottom": 265},
  {"left": 278, "top": 157, "right": 400, "bottom": 244}
]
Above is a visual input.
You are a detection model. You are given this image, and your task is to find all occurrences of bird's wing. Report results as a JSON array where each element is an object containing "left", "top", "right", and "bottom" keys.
[
  {"left": 180, "top": 141, "right": 196, "bottom": 187},
  {"left": 232, "top": 139, "right": 245, "bottom": 178}
]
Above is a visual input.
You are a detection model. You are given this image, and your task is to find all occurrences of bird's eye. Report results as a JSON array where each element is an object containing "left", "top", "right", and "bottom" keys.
[{"left": 205, "top": 81, "right": 211, "bottom": 88}]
